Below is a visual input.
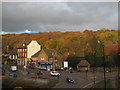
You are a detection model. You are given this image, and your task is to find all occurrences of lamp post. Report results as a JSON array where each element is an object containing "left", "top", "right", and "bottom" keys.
[
  {"left": 102, "top": 43, "right": 106, "bottom": 90},
  {"left": 92, "top": 40, "right": 100, "bottom": 87},
  {"left": 93, "top": 51, "right": 96, "bottom": 87},
  {"left": 52, "top": 52, "right": 55, "bottom": 71}
]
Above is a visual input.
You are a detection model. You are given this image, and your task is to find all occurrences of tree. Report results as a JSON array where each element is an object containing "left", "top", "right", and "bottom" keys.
[{"left": 66, "top": 55, "right": 84, "bottom": 68}]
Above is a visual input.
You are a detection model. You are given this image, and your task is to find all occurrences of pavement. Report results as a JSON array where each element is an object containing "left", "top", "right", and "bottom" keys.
[{"left": 2, "top": 64, "right": 118, "bottom": 89}]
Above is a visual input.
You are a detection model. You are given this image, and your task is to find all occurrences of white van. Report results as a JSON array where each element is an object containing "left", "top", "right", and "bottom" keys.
[{"left": 11, "top": 66, "right": 17, "bottom": 71}]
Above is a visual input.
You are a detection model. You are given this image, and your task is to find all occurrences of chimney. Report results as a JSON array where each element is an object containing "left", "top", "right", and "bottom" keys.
[{"left": 23, "top": 43, "right": 25, "bottom": 46}]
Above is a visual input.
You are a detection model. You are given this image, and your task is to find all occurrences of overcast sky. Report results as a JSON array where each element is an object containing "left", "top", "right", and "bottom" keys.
[{"left": 2, "top": 2, "right": 118, "bottom": 34}]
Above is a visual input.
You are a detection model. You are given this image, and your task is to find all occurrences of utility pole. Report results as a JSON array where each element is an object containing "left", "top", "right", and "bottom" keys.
[
  {"left": 7, "top": 45, "right": 9, "bottom": 54},
  {"left": 52, "top": 52, "right": 55, "bottom": 71},
  {"left": 93, "top": 51, "right": 96, "bottom": 87},
  {"left": 102, "top": 43, "right": 106, "bottom": 90}
]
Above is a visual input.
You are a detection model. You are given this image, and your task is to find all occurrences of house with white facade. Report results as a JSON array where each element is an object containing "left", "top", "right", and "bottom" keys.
[{"left": 10, "top": 40, "right": 41, "bottom": 66}]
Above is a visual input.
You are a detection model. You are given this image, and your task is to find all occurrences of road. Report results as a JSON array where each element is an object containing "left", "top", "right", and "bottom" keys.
[
  {"left": 53, "top": 71, "right": 117, "bottom": 88},
  {"left": 2, "top": 64, "right": 118, "bottom": 88}
]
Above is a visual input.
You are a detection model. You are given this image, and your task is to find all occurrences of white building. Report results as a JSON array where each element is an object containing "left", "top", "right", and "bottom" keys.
[{"left": 10, "top": 40, "right": 41, "bottom": 66}]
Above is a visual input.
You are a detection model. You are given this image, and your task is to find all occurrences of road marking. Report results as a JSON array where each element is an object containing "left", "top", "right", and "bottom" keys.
[
  {"left": 82, "top": 82, "right": 93, "bottom": 88},
  {"left": 88, "top": 77, "right": 96, "bottom": 79}
]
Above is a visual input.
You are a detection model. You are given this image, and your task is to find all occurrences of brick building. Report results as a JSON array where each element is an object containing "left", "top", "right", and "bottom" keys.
[
  {"left": 31, "top": 49, "right": 63, "bottom": 70},
  {"left": 9, "top": 40, "right": 41, "bottom": 66},
  {"left": 77, "top": 60, "right": 90, "bottom": 71}
]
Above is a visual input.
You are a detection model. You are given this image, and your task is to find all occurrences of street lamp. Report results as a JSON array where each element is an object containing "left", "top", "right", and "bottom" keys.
[
  {"left": 93, "top": 51, "right": 96, "bottom": 87},
  {"left": 102, "top": 43, "right": 106, "bottom": 90},
  {"left": 93, "top": 40, "right": 101, "bottom": 87},
  {"left": 52, "top": 52, "right": 55, "bottom": 71}
]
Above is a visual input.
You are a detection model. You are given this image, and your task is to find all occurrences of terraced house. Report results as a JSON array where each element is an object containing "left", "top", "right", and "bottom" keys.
[
  {"left": 9, "top": 40, "right": 41, "bottom": 66},
  {"left": 9, "top": 40, "right": 63, "bottom": 70},
  {"left": 17, "top": 40, "right": 41, "bottom": 66}
]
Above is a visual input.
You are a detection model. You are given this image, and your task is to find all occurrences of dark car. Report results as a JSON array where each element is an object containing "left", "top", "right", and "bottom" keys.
[
  {"left": 8, "top": 73, "right": 17, "bottom": 78},
  {"left": 66, "top": 77, "right": 74, "bottom": 83},
  {"left": 37, "top": 70, "right": 43, "bottom": 75}
]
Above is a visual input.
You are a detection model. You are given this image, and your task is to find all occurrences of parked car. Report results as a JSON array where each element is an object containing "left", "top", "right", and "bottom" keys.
[
  {"left": 11, "top": 66, "right": 17, "bottom": 72},
  {"left": 66, "top": 77, "right": 74, "bottom": 83},
  {"left": 50, "top": 71, "right": 60, "bottom": 76},
  {"left": 8, "top": 73, "right": 17, "bottom": 78},
  {"left": 37, "top": 70, "right": 43, "bottom": 75},
  {"left": 61, "top": 67, "right": 64, "bottom": 71}
]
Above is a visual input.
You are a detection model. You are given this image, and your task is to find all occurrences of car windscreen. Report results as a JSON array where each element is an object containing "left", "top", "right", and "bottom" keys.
[{"left": 68, "top": 77, "right": 72, "bottom": 80}]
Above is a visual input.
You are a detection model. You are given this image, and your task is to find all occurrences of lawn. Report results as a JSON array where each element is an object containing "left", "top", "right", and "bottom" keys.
[
  {"left": 2, "top": 76, "right": 59, "bottom": 89},
  {"left": 95, "top": 79, "right": 113, "bottom": 89}
]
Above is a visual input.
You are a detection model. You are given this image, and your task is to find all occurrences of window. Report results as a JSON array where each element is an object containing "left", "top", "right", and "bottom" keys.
[
  {"left": 41, "top": 57, "right": 44, "bottom": 60},
  {"left": 13, "top": 55, "right": 14, "bottom": 59},
  {"left": 21, "top": 60, "right": 22, "bottom": 64},
  {"left": 15, "top": 55, "right": 17, "bottom": 59},
  {"left": 23, "top": 53, "right": 24, "bottom": 57},
  {"left": 23, "top": 60, "right": 24, "bottom": 65},
  {"left": 18, "top": 60, "right": 20, "bottom": 64},
  {"left": 9, "top": 55, "right": 11, "bottom": 59},
  {"left": 25, "top": 53, "right": 26, "bottom": 57}
]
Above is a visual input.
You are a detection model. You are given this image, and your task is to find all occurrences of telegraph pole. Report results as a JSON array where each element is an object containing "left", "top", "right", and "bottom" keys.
[
  {"left": 102, "top": 43, "right": 106, "bottom": 90},
  {"left": 93, "top": 51, "right": 96, "bottom": 87},
  {"left": 7, "top": 45, "right": 9, "bottom": 54},
  {"left": 52, "top": 52, "right": 55, "bottom": 71}
]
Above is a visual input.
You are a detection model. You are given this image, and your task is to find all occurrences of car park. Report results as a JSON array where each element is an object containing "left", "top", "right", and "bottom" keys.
[
  {"left": 66, "top": 77, "right": 74, "bottom": 83},
  {"left": 50, "top": 71, "right": 60, "bottom": 76},
  {"left": 8, "top": 73, "right": 17, "bottom": 78}
]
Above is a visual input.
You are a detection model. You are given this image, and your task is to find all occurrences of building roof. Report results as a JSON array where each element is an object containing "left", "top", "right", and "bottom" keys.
[
  {"left": 17, "top": 40, "right": 32, "bottom": 49},
  {"left": 77, "top": 60, "right": 90, "bottom": 66},
  {"left": 62, "top": 52, "right": 75, "bottom": 61},
  {"left": 9, "top": 49, "right": 17, "bottom": 55},
  {"left": 31, "top": 50, "right": 42, "bottom": 57},
  {"left": 44, "top": 49, "right": 62, "bottom": 58},
  {"left": 32, "top": 49, "right": 62, "bottom": 58}
]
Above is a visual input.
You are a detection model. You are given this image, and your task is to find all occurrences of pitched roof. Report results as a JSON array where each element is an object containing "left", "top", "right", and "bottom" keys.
[
  {"left": 77, "top": 60, "right": 90, "bottom": 66},
  {"left": 32, "top": 49, "right": 62, "bottom": 58},
  {"left": 17, "top": 40, "right": 31, "bottom": 49},
  {"left": 62, "top": 52, "right": 75, "bottom": 61},
  {"left": 43, "top": 49, "right": 62, "bottom": 58},
  {"left": 9, "top": 49, "right": 17, "bottom": 55},
  {"left": 31, "top": 50, "right": 41, "bottom": 57}
]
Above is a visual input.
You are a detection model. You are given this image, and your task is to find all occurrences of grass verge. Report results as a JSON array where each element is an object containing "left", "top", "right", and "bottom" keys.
[
  {"left": 2, "top": 76, "right": 58, "bottom": 89},
  {"left": 94, "top": 79, "right": 113, "bottom": 89}
]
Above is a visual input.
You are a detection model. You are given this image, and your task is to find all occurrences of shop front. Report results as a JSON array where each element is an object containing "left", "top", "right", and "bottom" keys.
[{"left": 38, "top": 62, "right": 53, "bottom": 70}]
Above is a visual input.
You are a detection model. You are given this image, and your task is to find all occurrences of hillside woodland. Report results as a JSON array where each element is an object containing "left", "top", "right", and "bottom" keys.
[{"left": 2, "top": 29, "right": 120, "bottom": 67}]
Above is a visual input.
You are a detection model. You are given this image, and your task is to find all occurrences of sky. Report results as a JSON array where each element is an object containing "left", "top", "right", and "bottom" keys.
[{"left": 2, "top": 2, "right": 118, "bottom": 34}]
